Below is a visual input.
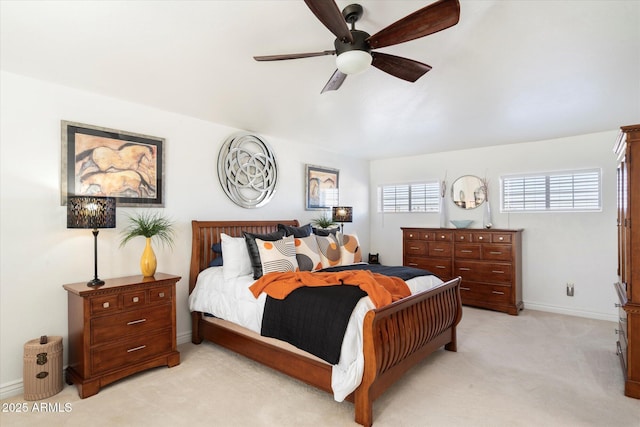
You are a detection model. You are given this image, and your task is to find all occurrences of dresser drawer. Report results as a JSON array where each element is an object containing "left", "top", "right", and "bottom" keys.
[
  {"left": 403, "top": 230, "right": 432, "bottom": 241},
  {"left": 429, "top": 242, "right": 452, "bottom": 257},
  {"left": 492, "top": 233, "right": 512, "bottom": 243},
  {"left": 91, "top": 304, "right": 172, "bottom": 345},
  {"left": 481, "top": 244, "right": 512, "bottom": 261},
  {"left": 455, "top": 243, "right": 480, "bottom": 259},
  {"left": 91, "top": 329, "right": 173, "bottom": 374},
  {"left": 455, "top": 260, "right": 512, "bottom": 284},
  {"left": 90, "top": 294, "right": 121, "bottom": 315},
  {"left": 458, "top": 281, "right": 512, "bottom": 304},
  {"left": 405, "top": 257, "right": 452, "bottom": 280},
  {"left": 404, "top": 241, "right": 427, "bottom": 256}
]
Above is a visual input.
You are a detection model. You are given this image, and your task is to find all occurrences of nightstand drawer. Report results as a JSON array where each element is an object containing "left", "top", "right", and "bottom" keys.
[
  {"left": 91, "top": 329, "right": 173, "bottom": 374},
  {"left": 123, "top": 289, "right": 147, "bottom": 308},
  {"left": 91, "top": 304, "right": 172, "bottom": 345},
  {"left": 150, "top": 286, "right": 172, "bottom": 303}
]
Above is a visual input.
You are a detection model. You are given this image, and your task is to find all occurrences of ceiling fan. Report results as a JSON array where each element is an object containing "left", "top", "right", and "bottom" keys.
[{"left": 254, "top": 0, "right": 460, "bottom": 93}]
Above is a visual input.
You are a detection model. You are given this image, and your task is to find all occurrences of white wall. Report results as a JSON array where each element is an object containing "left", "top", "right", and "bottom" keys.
[
  {"left": 0, "top": 71, "right": 370, "bottom": 396},
  {"left": 370, "top": 131, "right": 619, "bottom": 321}
]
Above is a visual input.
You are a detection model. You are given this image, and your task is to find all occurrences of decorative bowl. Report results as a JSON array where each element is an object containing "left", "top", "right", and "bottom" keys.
[{"left": 450, "top": 220, "right": 474, "bottom": 229}]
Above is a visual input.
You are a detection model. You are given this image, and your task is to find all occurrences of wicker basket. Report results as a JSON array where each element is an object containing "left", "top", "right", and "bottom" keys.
[{"left": 23, "top": 336, "right": 63, "bottom": 400}]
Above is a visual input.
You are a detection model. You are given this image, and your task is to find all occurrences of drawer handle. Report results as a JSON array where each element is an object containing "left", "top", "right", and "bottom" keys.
[
  {"left": 498, "top": 237, "right": 504, "bottom": 241},
  {"left": 490, "top": 251, "right": 503, "bottom": 255},
  {"left": 461, "top": 250, "right": 473, "bottom": 253},
  {"left": 424, "top": 235, "right": 430, "bottom": 239},
  {"left": 492, "top": 290, "right": 505, "bottom": 295},
  {"left": 158, "top": 292, "right": 165, "bottom": 298},
  {"left": 408, "top": 263, "right": 418, "bottom": 266},
  {"left": 478, "top": 236, "right": 484, "bottom": 240},
  {"left": 433, "top": 248, "right": 444, "bottom": 252},
  {"left": 410, "top": 246, "right": 420, "bottom": 250},
  {"left": 435, "top": 265, "right": 446, "bottom": 269},
  {"left": 439, "top": 235, "right": 446, "bottom": 239},
  {"left": 460, "top": 287, "right": 471, "bottom": 291},
  {"left": 459, "top": 236, "right": 465, "bottom": 240},
  {"left": 409, "top": 234, "right": 414, "bottom": 238},
  {"left": 459, "top": 267, "right": 471, "bottom": 271},
  {"left": 132, "top": 296, "right": 140, "bottom": 303},
  {"left": 127, "top": 345, "right": 147, "bottom": 353},
  {"left": 492, "top": 270, "right": 505, "bottom": 274},
  {"left": 127, "top": 318, "right": 147, "bottom": 325},
  {"left": 102, "top": 302, "right": 110, "bottom": 309}
]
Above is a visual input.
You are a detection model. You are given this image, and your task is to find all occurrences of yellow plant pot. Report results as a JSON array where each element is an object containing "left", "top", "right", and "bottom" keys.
[{"left": 140, "top": 237, "right": 157, "bottom": 277}]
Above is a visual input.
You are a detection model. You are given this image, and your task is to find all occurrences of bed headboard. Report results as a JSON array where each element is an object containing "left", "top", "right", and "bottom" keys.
[{"left": 189, "top": 219, "right": 299, "bottom": 294}]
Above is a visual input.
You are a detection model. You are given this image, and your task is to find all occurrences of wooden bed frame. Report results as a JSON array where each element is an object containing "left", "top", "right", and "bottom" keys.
[{"left": 189, "top": 219, "right": 462, "bottom": 426}]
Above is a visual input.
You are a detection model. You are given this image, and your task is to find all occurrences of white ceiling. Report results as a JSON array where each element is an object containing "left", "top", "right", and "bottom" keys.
[{"left": 1, "top": 0, "right": 638, "bottom": 160}]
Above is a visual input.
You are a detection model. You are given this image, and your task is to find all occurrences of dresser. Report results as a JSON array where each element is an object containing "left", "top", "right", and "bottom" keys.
[
  {"left": 63, "top": 273, "right": 181, "bottom": 398},
  {"left": 614, "top": 124, "right": 640, "bottom": 399},
  {"left": 402, "top": 227, "right": 523, "bottom": 315}
]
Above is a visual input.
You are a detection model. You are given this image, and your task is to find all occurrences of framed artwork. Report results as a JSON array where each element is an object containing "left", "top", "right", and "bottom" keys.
[
  {"left": 61, "top": 121, "right": 165, "bottom": 207},
  {"left": 305, "top": 164, "right": 339, "bottom": 210}
]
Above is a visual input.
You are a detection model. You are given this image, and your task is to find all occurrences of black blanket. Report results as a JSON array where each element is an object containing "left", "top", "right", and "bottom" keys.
[{"left": 260, "top": 264, "right": 435, "bottom": 364}]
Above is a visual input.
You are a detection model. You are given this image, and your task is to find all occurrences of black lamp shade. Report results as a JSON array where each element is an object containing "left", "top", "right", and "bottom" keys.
[
  {"left": 67, "top": 196, "right": 116, "bottom": 229},
  {"left": 332, "top": 206, "right": 353, "bottom": 223}
]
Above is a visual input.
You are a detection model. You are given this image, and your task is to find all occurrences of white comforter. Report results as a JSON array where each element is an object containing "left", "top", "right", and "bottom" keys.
[{"left": 189, "top": 265, "right": 443, "bottom": 401}]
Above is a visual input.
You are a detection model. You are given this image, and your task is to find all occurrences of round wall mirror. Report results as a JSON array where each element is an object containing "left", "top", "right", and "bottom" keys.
[{"left": 451, "top": 175, "right": 485, "bottom": 209}]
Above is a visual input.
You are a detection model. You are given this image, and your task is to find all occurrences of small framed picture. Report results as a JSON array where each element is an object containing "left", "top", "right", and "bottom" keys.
[
  {"left": 61, "top": 121, "right": 165, "bottom": 206},
  {"left": 305, "top": 164, "right": 339, "bottom": 210}
]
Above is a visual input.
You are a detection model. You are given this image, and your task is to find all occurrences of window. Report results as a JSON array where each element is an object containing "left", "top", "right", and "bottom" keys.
[
  {"left": 501, "top": 169, "right": 601, "bottom": 212},
  {"left": 379, "top": 181, "right": 440, "bottom": 213}
]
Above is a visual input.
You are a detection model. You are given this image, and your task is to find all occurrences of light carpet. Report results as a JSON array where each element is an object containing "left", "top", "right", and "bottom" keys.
[{"left": 1, "top": 307, "right": 639, "bottom": 426}]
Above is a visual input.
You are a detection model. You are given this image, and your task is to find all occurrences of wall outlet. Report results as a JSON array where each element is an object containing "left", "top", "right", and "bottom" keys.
[{"left": 566, "top": 283, "right": 574, "bottom": 297}]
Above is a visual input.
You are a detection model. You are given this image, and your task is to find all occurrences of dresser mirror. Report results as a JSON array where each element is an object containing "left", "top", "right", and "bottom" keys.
[{"left": 451, "top": 175, "right": 486, "bottom": 209}]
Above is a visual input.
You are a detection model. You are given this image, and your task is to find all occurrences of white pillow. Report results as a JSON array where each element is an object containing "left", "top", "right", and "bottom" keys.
[
  {"left": 221, "top": 233, "right": 252, "bottom": 280},
  {"left": 256, "top": 235, "right": 299, "bottom": 275}
]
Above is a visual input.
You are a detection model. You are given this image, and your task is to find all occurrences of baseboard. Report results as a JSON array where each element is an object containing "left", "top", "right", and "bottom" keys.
[
  {"left": 0, "top": 378, "right": 24, "bottom": 400},
  {"left": 1, "top": 331, "right": 195, "bottom": 400},
  {"left": 525, "top": 302, "right": 618, "bottom": 323}
]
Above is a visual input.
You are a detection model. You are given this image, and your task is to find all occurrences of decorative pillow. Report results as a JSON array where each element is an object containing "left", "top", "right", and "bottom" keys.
[
  {"left": 315, "top": 233, "right": 342, "bottom": 268},
  {"left": 211, "top": 242, "right": 223, "bottom": 254},
  {"left": 220, "top": 233, "right": 252, "bottom": 280},
  {"left": 256, "top": 235, "right": 299, "bottom": 275},
  {"left": 294, "top": 235, "right": 322, "bottom": 271},
  {"left": 340, "top": 233, "right": 362, "bottom": 265},
  {"left": 312, "top": 227, "right": 340, "bottom": 237},
  {"left": 278, "top": 223, "right": 313, "bottom": 238},
  {"left": 244, "top": 230, "right": 286, "bottom": 279},
  {"left": 208, "top": 256, "right": 223, "bottom": 267}
]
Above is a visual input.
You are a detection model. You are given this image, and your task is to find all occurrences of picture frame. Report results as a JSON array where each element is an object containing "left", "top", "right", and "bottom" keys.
[
  {"left": 305, "top": 164, "right": 339, "bottom": 210},
  {"left": 61, "top": 121, "right": 165, "bottom": 207}
]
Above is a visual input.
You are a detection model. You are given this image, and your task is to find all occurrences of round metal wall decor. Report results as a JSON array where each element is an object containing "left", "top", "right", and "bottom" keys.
[{"left": 217, "top": 132, "right": 278, "bottom": 208}]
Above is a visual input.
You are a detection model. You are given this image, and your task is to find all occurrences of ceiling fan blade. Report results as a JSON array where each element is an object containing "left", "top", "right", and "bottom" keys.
[
  {"left": 371, "top": 52, "right": 432, "bottom": 82},
  {"left": 321, "top": 69, "right": 347, "bottom": 93},
  {"left": 304, "top": 0, "right": 354, "bottom": 43},
  {"left": 367, "top": 0, "right": 460, "bottom": 49},
  {"left": 254, "top": 50, "right": 335, "bottom": 61}
]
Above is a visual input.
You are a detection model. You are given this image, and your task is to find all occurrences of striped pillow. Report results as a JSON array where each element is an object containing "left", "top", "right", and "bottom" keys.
[{"left": 256, "top": 235, "right": 299, "bottom": 275}]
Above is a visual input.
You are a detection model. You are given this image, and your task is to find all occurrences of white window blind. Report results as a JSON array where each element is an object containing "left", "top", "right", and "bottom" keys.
[
  {"left": 379, "top": 181, "right": 440, "bottom": 213},
  {"left": 501, "top": 169, "right": 601, "bottom": 212}
]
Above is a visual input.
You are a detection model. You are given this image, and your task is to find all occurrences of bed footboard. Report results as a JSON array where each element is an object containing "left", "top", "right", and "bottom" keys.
[{"left": 355, "top": 276, "right": 462, "bottom": 426}]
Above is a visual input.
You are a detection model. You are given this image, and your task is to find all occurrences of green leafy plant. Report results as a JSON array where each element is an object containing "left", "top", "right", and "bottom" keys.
[
  {"left": 120, "top": 211, "right": 175, "bottom": 248},
  {"left": 312, "top": 213, "right": 337, "bottom": 229}
]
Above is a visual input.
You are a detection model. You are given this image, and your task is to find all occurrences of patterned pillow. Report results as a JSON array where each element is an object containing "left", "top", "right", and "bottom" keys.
[
  {"left": 256, "top": 235, "right": 299, "bottom": 275},
  {"left": 244, "top": 230, "right": 286, "bottom": 279},
  {"left": 315, "top": 233, "right": 342, "bottom": 268},
  {"left": 340, "top": 233, "right": 362, "bottom": 265},
  {"left": 295, "top": 235, "right": 322, "bottom": 271}
]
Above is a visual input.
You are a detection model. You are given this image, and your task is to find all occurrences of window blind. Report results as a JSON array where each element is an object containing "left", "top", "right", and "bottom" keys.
[
  {"left": 379, "top": 181, "right": 440, "bottom": 213},
  {"left": 501, "top": 169, "right": 601, "bottom": 212}
]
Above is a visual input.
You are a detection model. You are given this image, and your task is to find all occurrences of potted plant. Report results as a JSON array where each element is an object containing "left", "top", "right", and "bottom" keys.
[
  {"left": 120, "top": 211, "right": 175, "bottom": 277},
  {"left": 312, "top": 213, "right": 337, "bottom": 229}
]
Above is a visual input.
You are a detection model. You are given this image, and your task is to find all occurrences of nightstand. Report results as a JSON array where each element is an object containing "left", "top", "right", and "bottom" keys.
[{"left": 63, "top": 273, "right": 181, "bottom": 398}]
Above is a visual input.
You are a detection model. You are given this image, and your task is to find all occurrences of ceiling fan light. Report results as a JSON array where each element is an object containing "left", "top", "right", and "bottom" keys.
[{"left": 336, "top": 50, "right": 372, "bottom": 75}]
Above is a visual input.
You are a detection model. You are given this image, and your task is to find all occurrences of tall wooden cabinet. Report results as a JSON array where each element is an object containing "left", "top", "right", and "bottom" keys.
[
  {"left": 614, "top": 124, "right": 640, "bottom": 399},
  {"left": 402, "top": 227, "right": 522, "bottom": 315}
]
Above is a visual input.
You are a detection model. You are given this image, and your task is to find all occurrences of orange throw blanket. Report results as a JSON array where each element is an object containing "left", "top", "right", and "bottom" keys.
[{"left": 249, "top": 270, "right": 411, "bottom": 308}]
